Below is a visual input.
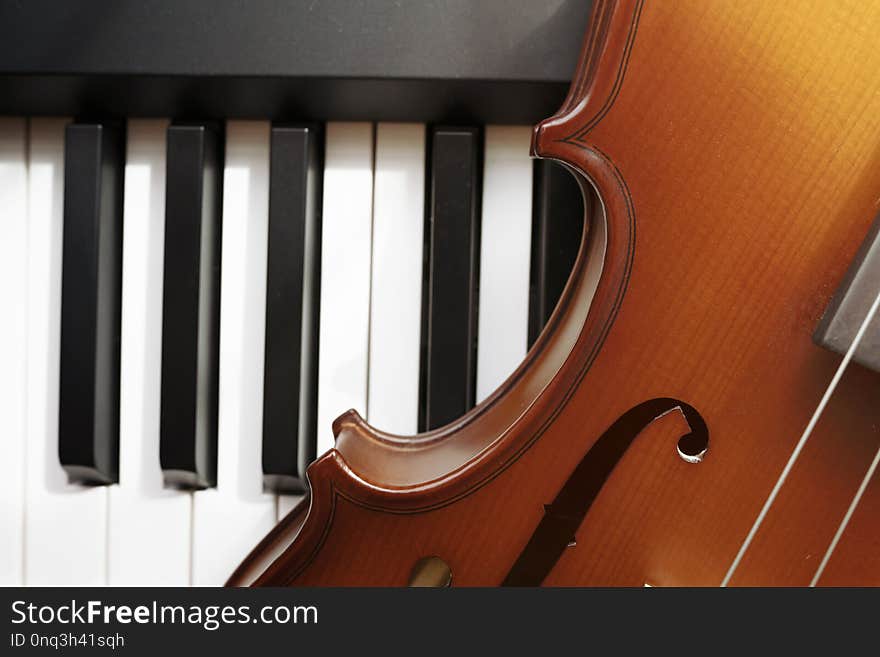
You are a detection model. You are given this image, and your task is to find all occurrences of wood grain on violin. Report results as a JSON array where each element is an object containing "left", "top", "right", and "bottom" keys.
[{"left": 230, "top": 0, "right": 880, "bottom": 586}]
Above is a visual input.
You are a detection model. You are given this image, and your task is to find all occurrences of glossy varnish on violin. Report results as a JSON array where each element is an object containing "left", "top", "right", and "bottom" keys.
[{"left": 231, "top": 0, "right": 880, "bottom": 586}]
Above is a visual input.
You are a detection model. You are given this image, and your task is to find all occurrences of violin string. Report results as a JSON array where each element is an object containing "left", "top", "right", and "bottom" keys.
[
  {"left": 720, "top": 283, "right": 880, "bottom": 587},
  {"left": 809, "top": 441, "right": 880, "bottom": 586}
]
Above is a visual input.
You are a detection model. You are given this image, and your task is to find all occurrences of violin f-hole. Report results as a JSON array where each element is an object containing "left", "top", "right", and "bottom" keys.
[{"left": 503, "top": 398, "right": 708, "bottom": 586}]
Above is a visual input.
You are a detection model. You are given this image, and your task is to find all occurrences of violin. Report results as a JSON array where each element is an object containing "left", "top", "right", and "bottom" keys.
[{"left": 230, "top": 0, "right": 880, "bottom": 586}]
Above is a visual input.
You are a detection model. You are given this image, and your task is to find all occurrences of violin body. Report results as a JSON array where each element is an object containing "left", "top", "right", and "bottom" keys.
[{"left": 231, "top": 0, "right": 880, "bottom": 586}]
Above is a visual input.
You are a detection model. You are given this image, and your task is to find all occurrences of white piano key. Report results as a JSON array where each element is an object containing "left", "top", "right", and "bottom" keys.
[
  {"left": 278, "top": 493, "right": 305, "bottom": 520},
  {"left": 476, "top": 126, "right": 534, "bottom": 403},
  {"left": 192, "top": 121, "right": 276, "bottom": 585},
  {"left": 107, "top": 120, "right": 192, "bottom": 585},
  {"left": 315, "top": 122, "right": 375, "bottom": 455},
  {"left": 0, "top": 118, "right": 28, "bottom": 585},
  {"left": 282, "top": 123, "right": 374, "bottom": 521},
  {"left": 24, "top": 118, "right": 109, "bottom": 585},
  {"left": 367, "top": 123, "right": 426, "bottom": 435}
]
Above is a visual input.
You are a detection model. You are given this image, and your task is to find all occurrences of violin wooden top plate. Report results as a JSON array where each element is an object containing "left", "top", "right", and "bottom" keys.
[{"left": 231, "top": 0, "right": 880, "bottom": 586}]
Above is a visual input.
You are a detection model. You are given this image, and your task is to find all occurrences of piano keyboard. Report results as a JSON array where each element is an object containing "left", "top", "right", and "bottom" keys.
[{"left": 0, "top": 116, "right": 584, "bottom": 586}]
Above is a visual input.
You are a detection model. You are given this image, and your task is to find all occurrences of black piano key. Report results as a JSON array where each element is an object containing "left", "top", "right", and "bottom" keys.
[
  {"left": 419, "top": 126, "right": 482, "bottom": 431},
  {"left": 58, "top": 122, "right": 125, "bottom": 485},
  {"left": 262, "top": 124, "right": 324, "bottom": 493},
  {"left": 528, "top": 160, "right": 585, "bottom": 348},
  {"left": 159, "top": 123, "right": 223, "bottom": 489}
]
